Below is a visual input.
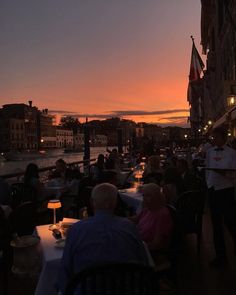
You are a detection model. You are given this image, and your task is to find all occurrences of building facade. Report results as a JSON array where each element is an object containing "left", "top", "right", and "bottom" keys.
[
  {"left": 39, "top": 109, "right": 56, "bottom": 148},
  {"left": 91, "top": 134, "right": 108, "bottom": 147},
  {"left": 0, "top": 118, "right": 25, "bottom": 151},
  {"left": 56, "top": 128, "right": 73, "bottom": 148},
  {"left": 0, "top": 101, "right": 39, "bottom": 150},
  {"left": 201, "top": 0, "right": 236, "bottom": 135},
  {"left": 74, "top": 133, "right": 84, "bottom": 149}
]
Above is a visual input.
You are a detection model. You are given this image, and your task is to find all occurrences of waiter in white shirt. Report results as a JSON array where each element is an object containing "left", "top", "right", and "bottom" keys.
[{"left": 206, "top": 127, "right": 236, "bottom": 267}]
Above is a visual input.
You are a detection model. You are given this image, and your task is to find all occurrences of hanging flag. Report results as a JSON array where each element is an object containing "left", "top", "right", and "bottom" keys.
[{"left": 187, "top": 36, "right": 204, "bottom": 103}]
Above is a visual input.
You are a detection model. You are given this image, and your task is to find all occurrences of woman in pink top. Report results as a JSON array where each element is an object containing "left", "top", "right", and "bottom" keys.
[{"left": 133, "top": 183, "right": 173, "bottom": 252}]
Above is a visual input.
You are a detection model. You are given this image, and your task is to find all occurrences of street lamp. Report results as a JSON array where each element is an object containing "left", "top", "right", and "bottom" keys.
[
  {"left": 208, "top": 120, "right": 212, "bottom": 126},
  {"left": 227, "top": 94, "right": 236, "bottom": 108}
]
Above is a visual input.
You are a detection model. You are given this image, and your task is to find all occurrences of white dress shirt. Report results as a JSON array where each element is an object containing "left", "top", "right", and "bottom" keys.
[{"left": 206, "top": 145, "right": 236, "bottom": 190}]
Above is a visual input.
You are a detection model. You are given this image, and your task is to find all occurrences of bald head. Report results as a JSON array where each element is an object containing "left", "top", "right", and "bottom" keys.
[{"left": 91, "top": 183, "right": 117, "bottom": 211}]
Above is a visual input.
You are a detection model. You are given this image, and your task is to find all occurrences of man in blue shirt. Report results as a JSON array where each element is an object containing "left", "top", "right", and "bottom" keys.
[{"left": 57, "top": 183, "right": 149, "bottom": 293}]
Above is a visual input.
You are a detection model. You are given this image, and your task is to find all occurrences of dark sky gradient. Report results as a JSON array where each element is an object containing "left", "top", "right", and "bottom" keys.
[{"left": 0, "top": 0, "right": 202, "bottom": 126}]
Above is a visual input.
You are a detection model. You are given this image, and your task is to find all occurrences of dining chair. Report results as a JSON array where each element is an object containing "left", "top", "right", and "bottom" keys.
[
  {"left": 65, "top": 262, "right": 159, "bottom": 295},
  {"left": 0, "top": 206, "right": 11, "bottom": 295},
  {"left": 10, "top": 182, "right": 25, "bottom": 208},
  {"left": 10, "top": 182, "right": 37, "bottom": 208},
  {"left": 8, "top": 201, "right": 36, "bottom": 236},
  {"left": 176, "top": 190, "right": 206, "bottom": 254}
]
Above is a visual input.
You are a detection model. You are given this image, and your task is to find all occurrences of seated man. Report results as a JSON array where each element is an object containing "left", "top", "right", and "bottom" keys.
[
  {"left": 132, "top": 183, "right": 173, "bottom": 262},
  {"left": 57, "top": 183, "right": 149, "bottom": 293}
]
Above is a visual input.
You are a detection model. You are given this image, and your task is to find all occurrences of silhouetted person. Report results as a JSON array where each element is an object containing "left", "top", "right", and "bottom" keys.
[{"left": 206, "top": 127, "right": 236, "bottom": 267}]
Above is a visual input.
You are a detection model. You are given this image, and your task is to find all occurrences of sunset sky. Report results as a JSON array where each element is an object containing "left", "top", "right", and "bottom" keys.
[{"left": 0, "top": 0, "right": 203, "bottom": 126}]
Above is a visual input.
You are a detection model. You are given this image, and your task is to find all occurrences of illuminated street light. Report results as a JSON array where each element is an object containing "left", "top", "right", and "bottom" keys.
[
  {"left": 208, "top": 120, "right": 212, "bottom": 125},
  {"left": 227, "top": 94, "right": 236, "bottom": 107},
  {"left": 198, "top": 129, "right": 201, "bottom": 132},
  {"left": 184, "top": 134, "right": 188, "bottom": 139},
  {"left": 40, "top": 139, "right": 44, "bottom": 143}
]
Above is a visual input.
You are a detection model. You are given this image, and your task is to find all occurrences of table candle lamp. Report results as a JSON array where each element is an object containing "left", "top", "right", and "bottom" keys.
[{"left": 47, "top": 200, "right": 61, "bottom": 230}]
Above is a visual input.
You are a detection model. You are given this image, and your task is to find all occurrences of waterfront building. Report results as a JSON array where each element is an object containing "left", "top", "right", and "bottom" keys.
[
  {"left": 90, "top": 134, "right": 108, "bottom": 147},
  {"left": 39, "top": 109, "right": 56, "bottom": 149},
  {"left": 0, "top": 101, "right": 39, "bottom": 150},
  {"left": 200, "top": 0, "right": 236, "bottom": 135},
  {"left": 106, "top": 131, "right": 118, "bottom": 146},
  {"left": 0, "top": 117, "right": 25, "bottom": 151},
  {"left": 74, "top": 133, "right": 84, "bottom": 149},
  {"left": 56, "top": 127, "right": 73, "bottom": 148},
  {"left": 143, "top": 123, "right": 163, "bottom": 142}
]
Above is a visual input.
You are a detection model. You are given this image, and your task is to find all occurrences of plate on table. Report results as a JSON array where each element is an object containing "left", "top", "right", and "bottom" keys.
[{"left": 55, "top": 239, "right": 66, "bottom": 248}]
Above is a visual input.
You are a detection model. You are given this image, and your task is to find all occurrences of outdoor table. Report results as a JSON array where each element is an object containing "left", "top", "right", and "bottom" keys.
[
  {"left": 119, "top": 187, "right": 143, "bottom": 213},
  {"left": 34, "top": 218, "right": 79, "bottom": 295}
]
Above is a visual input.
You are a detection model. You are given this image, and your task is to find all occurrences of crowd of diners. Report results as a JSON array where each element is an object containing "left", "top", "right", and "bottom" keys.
[
  {"left": 0, "top": 147, "right": 203, "bottom": 218},
  {"left": 1, "top": 126, "right": 236, "bottom": 293}
]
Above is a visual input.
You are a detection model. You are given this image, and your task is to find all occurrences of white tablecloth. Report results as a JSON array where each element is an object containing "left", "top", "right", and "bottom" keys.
[
  {"left": 34, "top": 218, "right": 79, "bottom": 295},
  {"left": 119, "top": 188, "right": 143, "bottom": 213}
]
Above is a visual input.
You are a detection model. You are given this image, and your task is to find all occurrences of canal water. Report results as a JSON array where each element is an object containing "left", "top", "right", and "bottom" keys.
[{"left": 0, "top": 147, "right": 109, "bottom": 175}]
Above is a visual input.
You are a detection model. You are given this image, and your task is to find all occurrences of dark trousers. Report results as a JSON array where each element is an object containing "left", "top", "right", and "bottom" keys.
[{"left": 208, "top": 187, "right": 236, "bottom": 259}]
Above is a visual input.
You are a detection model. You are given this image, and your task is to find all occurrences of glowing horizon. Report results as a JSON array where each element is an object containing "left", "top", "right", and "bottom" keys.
[{"left": 0, "top": 0, "right": 202, "bottom": 127}]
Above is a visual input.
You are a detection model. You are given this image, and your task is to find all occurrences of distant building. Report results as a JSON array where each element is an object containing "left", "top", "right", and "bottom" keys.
[
  {"left": 163, "top": 127, "right": 190, "bottom": 144},
  {"left": 0, "top": 117, "right": 25, "bottom": 151},
  {"left": 56, "top": 128, "right": 73, "bottom": 148},
  {"left": 91, "top": 134, "right": 108, "bottom": 147},
  {"left": 0, "top": 101, "right": 38, "bottom": 150},
  {"left": 106, "top": 131, "right": 117, "bottom": 146},
  {"left": 74, "top": 133, "right": 84, "bottom": 149},
  {"left": 39, "top": 109, "right": 56, "bottom": 148},
  {"left": 143, "top": 124, "right": 162, "bottom": 142}
]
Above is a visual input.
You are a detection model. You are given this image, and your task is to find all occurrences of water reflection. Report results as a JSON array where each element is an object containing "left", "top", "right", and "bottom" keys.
[{"left": 0, "top": 147, "right": 108, "bottom": 175}]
